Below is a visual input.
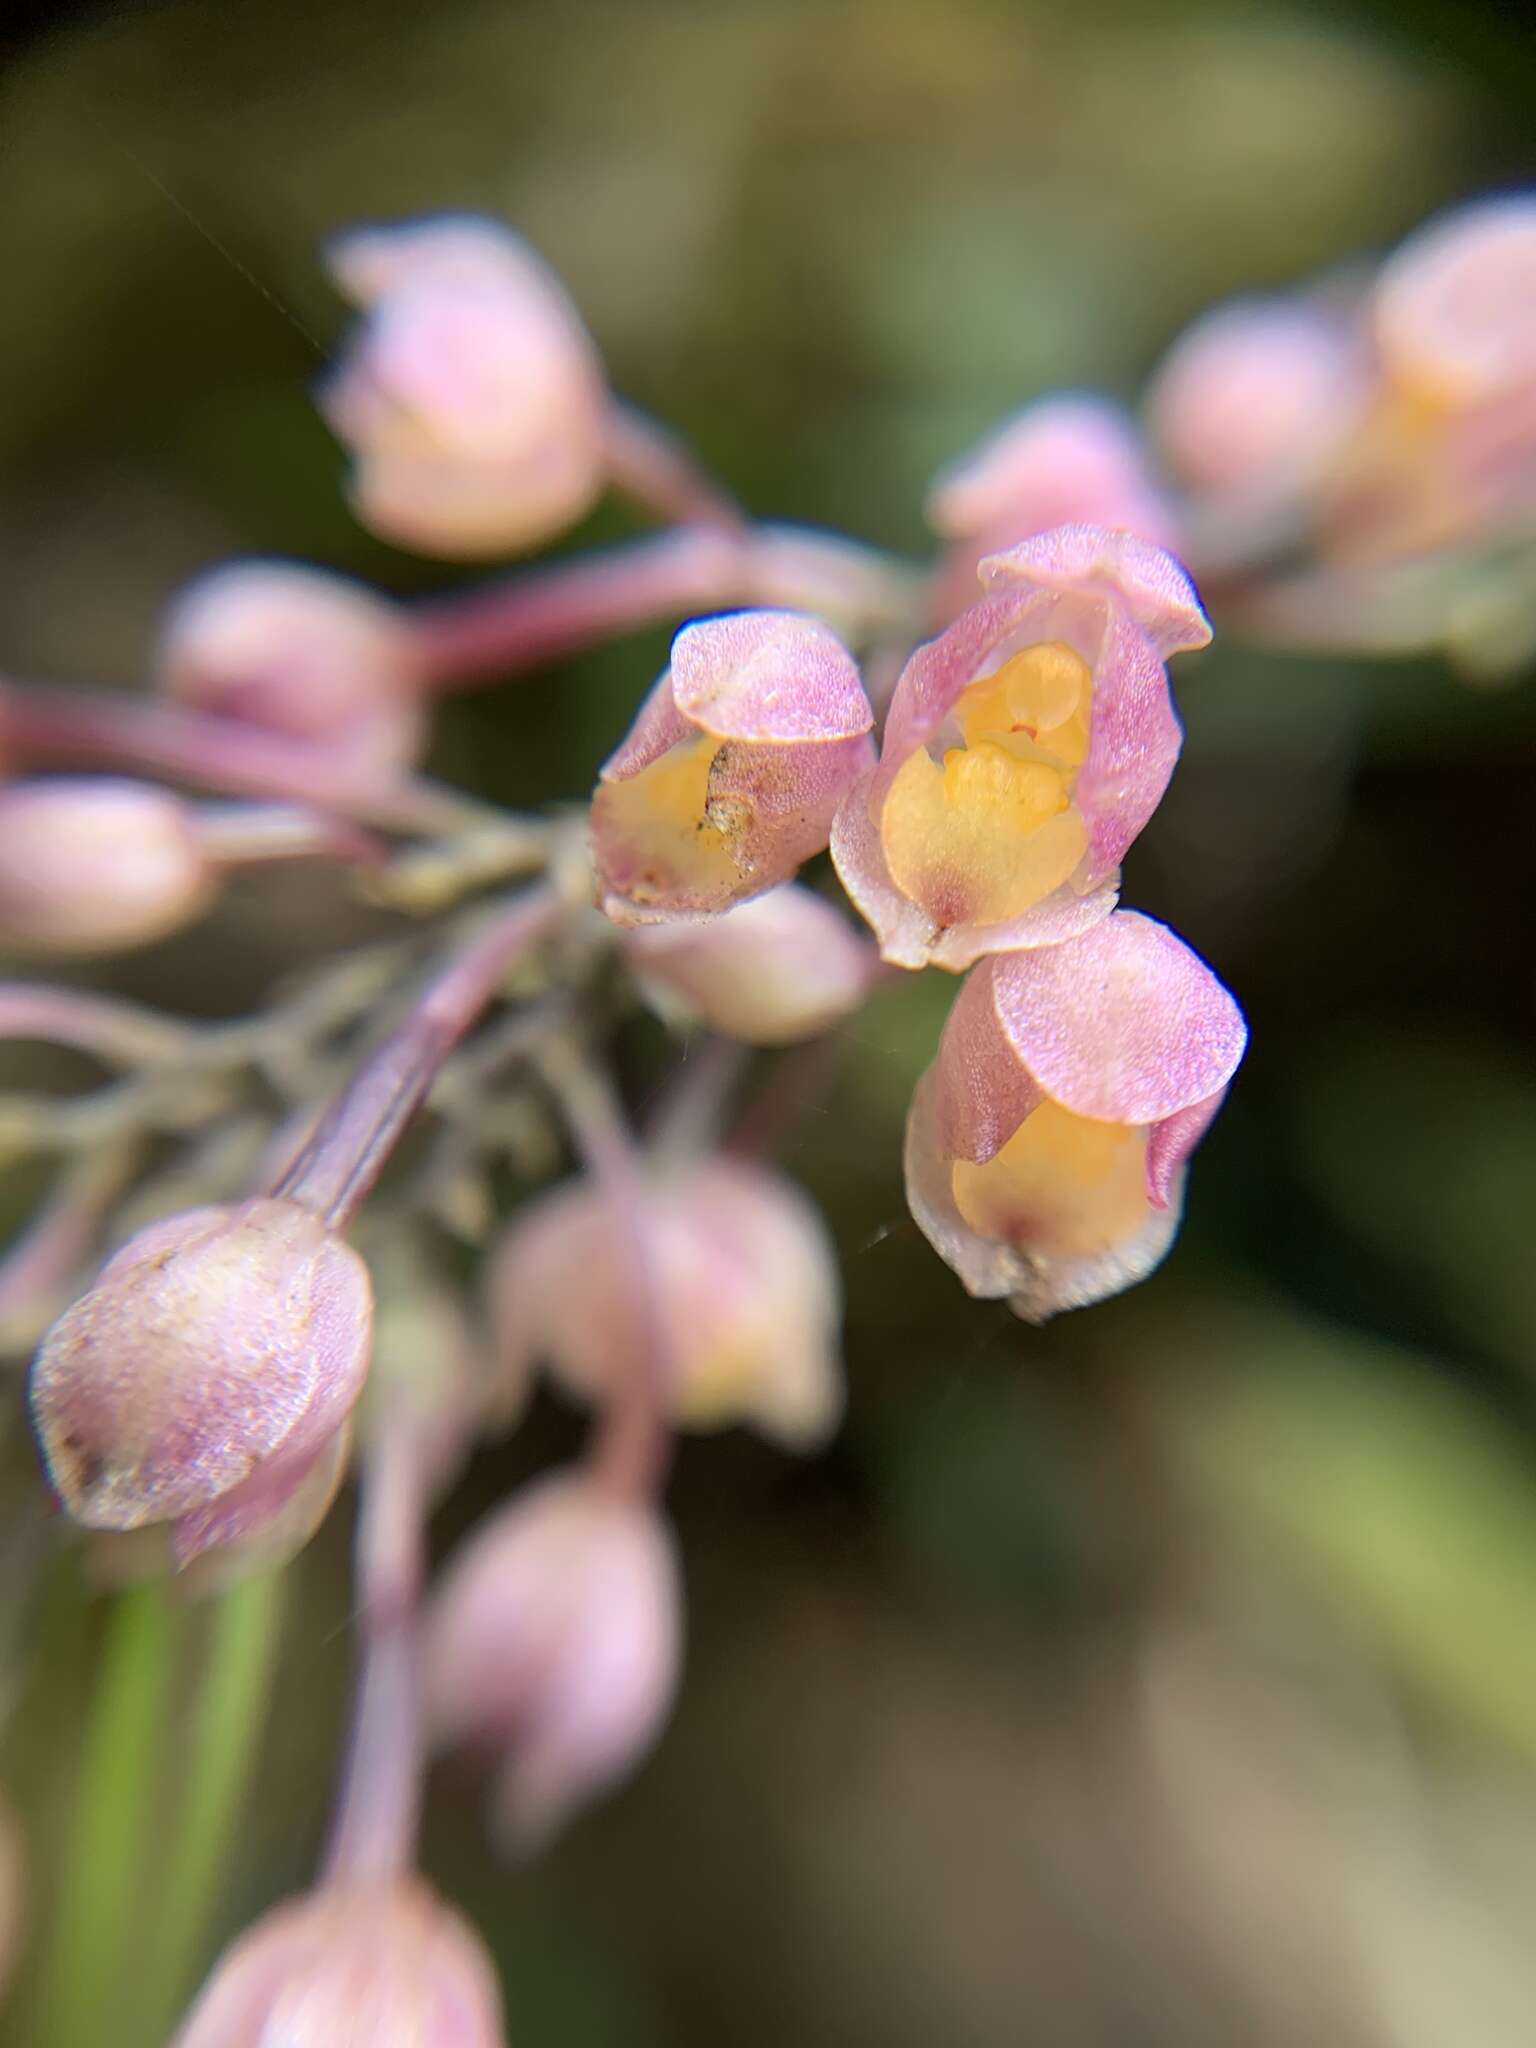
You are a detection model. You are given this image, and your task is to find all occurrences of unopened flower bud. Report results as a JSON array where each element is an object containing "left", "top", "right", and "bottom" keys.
[
  {"left": 158, "top": 560, "right": 424, "bottom": 770},
  {"left": 1146, "top": 297, "right": 1365, "bottom": 494},
  {"left": 0, "top": 778, "right": 214, "bottom": 954},
  {"left": 927, "top": 397, "right": 1179, "bottom": 619},
  {"left": 29, "top": 1199, "right": 372, "bottom": 1565},
  {"left": 1373, "top": 194, "right": 1536, "bottom": 410},
  {"left": 906, "top": 911, "right": 1245, "bottom": 1320},
  {"left": 425, "top": 1472, "right": 682, "bottom": 1850},
  {"left": 622, "top": 882, "right": 876, "bottom": 1043},
  {"left": 321, "top": 214, "right": 608, "bottom": 557},
  {"left": 590, "top": 609, "right": 874, "bottom": 923},
  {"left": 832, "top": 525, "right": 1209, "bottom": 971},
  {"left": 492, "top": 1157, "right": 843, "bottom": 1446},
  {"left": 173, "top": 1879, "right": 504, "bottom": 2047}
]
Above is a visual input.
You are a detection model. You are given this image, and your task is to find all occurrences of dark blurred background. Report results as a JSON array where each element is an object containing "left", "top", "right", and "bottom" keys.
[{"left": 3, "top": 1, "right": 1536, "bottom": 2042}]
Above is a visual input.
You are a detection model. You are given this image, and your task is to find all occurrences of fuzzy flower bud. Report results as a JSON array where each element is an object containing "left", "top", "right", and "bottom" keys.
[
  {"left": 321, "top": 214, "right": 608, "bottom": 557},
  {"left": 492, "top": 1157, "right": 843, "bottom": 1446},
  {"left": 0, "top": 778, "right": 215, "bottom": 954},
  {"left": 173, "top": 1880, "right": 504, "bottom": 2047},
  {"left": 1373, "top": 193, "right": 1536, "bottom": 411},
  {"left": 158, "top": 559, "right": 424, "bottom": 770},
  {"left": 622, "top": 882, "right": 877, "bottom": 1044},
  {"left": 425, "top": 1472, "right": 682, "bottom": 1850},
  {"left": 926, "top": 397, "right": 1179, "bottom": 620},
  {"left": 832, "top": 526, "right": 1209, "bottom": 971},
  {"left": 906, "top": 911, "right": 1245, "bottom": 1321},
  {"left": 29, "top": 1198, "right": 372, "bottom": 1567},
  {"left": 590, "top": 609, "right": 874, "bottom": 924},
  {"left": 1146, "top": 296, "right": 1366, "bottom": 495}
]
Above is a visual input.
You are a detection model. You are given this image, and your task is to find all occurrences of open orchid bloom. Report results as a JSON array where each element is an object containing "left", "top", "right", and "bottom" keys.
[
  {"left": 926, "top": 397, "right": 1180, "bottom": 621},
  {"left": 173, "top": 1880, "right": 505, "bottom": 2048},
  {"left": 590, "top": 608, "right": 874, "bottom": 923},
  {"left": 321, "top": 214, "right": 609, "bottom": 557},
  {"left": 425, "top": 1472, "right": 682, "bottom": 1851},
  {"left": 491, "top": 1156, "right": 844, "bottom": 1447},
  {"left": 905, "top": 911, "right": 1246, "bottom": 1321},
  {"left": 833, "top": 525, "right": 1210, "bottom": 971}
]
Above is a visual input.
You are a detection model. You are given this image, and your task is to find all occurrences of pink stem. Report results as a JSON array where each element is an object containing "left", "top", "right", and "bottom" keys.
[
  {"left": 0, "top": 680, "right": 474, "bottom": 837},
  {"left": 411, "top": 526, "right": 745, "bottom": 689},
  {"left": 0, "top": 982, "right": 193, "bottom": 1066},
  {"left": 190, "top": 803, "right": 385, "bottom": 870},
  {"left": 542, "top": 1044, "right": 672, "bottom": 1502},
  {"left": 320, "top": 1419, "right": 427, "bottom": 1886},
  {"left": 273, "top": 882, "right": 560, "bottom": 1229},
  {"left": 603, "top": 403, "right": 746, "bottom": 534}
]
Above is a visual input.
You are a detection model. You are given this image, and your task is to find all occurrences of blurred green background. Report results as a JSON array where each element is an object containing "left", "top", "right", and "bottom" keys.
[{"left": 3, "top": 0, "right": 1536, "bottom": 2041}]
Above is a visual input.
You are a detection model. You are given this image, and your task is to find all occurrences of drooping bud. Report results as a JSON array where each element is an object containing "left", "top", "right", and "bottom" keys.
[
  {"left": 832, "top": 526, "right": 1209, "bottom": 971},
  {"left": 1146, "top": 296, "right": 1366, "bottom": 495},
  {"left": 321, "top": 214, "right": 608, "bottom": 557},
  {"left": 590, "top": 609, "right": 874, "bottom": 923},
  {"left": 425, "top": 1471, "right": 682, "bottom": 1850},
  {"left": 158, "top": 560, "right": 424, "bottom": 770},
  {"left": 0, "top": 778, "right": 215, "bottom": 954},
  {"left": 492, "top": 1156, "right": 843, "bottom": 1446},
  {"left": 622, "top": 882, "right": 877, "bottom": 1044},
  {"left": 926, "top": 397, "right": 1179, "bottom": 620},
  {"left": 172, "top": 1879, "right": 504, "bottom": 2047},
  {"left": 906, "top": 911, "right": 1245, "bottom": 1320},
  {"left": 28, "top": 1199, "right": 373, "bottom": 1564}
]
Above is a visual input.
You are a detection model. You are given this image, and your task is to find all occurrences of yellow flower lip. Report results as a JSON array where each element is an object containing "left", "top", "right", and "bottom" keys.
[{"left": 878, "top": 641, "right": 1092, "bottom": 931}]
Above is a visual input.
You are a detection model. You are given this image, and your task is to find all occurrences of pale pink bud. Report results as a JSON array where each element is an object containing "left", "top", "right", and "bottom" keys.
[
  {"left": 622, "top": 882, "right": 876, "bottom": 1044},
  {"left": 926, "top": 397, "right": 1179, "bottom": 620},
  {"left": 425, "top": 1472, "right": 682, "bottom": 1850},
  {"left": 1146, "top": 297, "right": 1366, "bottom": 494},
  {"left": 173, "top": 1879, "right": 504, "bottom": 2047},
  {"left": 832, "top": 525, "right": 1209, "bottom": 971},
  {"left": 158, "top": 560, "right": 424, "bottom": 770},
  {"left": 1373, "top": 193, "right": 1536, "bottom": 410},
  {"left": 321, "top": 214, "right": 608, "bottom": 557},
  {"left": 906, "top": 911, "right": 1245, "bottom": 1320},
  {"left": 590, "top": 609, "right": 874, "bottom": 924},
  {"left": 492, "top": 1157, "right": 843, "bottom": 1447},
  {"left": 28, "top": 1199, "right": 372, "bottom": 1565},
  {"left": 0, "top": 778, "right": 214, "bottom": 954}
]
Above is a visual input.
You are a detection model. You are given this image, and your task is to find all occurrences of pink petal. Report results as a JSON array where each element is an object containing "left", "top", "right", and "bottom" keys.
[
  {"left": 830, "top": 766, "right": 1117, "bottom": 972},
  {"left": 598, "top": 671, "right": 695, "bottom": 782},
  {"left": 929, "top": 960, "right": 1046, "bottom": 1164},
  {"left": 988, "top": 912, "right": 1246, "bottom": 1125},
  {"left": 978, "top": 524, "right": 1211, "bottom": 660},
  {"left": 668, "top": 610, "right": 872, "bottom": 745},
  {"left": 1145, "top": 1088, "right": 1228, "bottom": 1210},
  {"left": 1071, "top": 602, "right": 1184, "bottom": 885}
]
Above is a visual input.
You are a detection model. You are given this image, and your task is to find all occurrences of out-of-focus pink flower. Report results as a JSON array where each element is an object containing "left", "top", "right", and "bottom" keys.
[
  {"left": 158, "top": 560, "right": 424, "bottom": 771},
  {"left": 927, "top": 397, "right": 1180, "bottom": 620},
  {"left": 906, "top": 911, "right": 1245, "bottom": 1321},
  {"left": 321, "top": 215, "right": 608, "bottom": 558},
  {"left": 29, "top": 1199, "right": 372, "bottom": 1567},
  {"left": 1373, "top": 194, "right": 1536, "bottom": 410},
  {"left": 0, "top": 778, "right": 216, "bottom": 954},
  {"left": 590, "top": 609, "right": 874, "bottom": 924},
  {"left": 622, "top": 882, "right": 877, "bottom": 1044},
  {"left": 173, "top": 1879, "right": 504, "bottom": 2047},
  {"left": 425, "top": 1471, "right": 682, "bottom": 1851},
  {"left": 491, "top": 1156, "right": 843, "bottom": 1446},
  {"left": 832, "top": 526, "right": 1209, "bottom": 972},
  {"left": 1146, "top": 297, "right": 1367, "bottom": 496}
]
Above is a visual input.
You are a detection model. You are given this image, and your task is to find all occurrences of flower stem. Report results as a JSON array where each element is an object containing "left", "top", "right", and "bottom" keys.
[
  {"left": 273, "top": 881, "right": 561, "bottom": 1229},
  {"left": 603, "top": 402, "right": 746, "bottom": 533},
  {"left": 138, "top": 1570, "right": 286, "bottom": 2039},
  {"left": 33, "top": 1578, "right": 183, "bottom": 2048},
  {"left": 320, "top": 1424, "right": 427, "bottom": 1887}
]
